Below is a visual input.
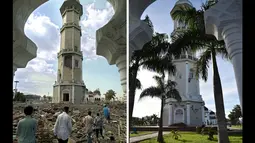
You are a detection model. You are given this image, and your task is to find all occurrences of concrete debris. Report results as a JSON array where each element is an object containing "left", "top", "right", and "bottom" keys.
[{"left": 13, "top": 102, "right": 126, "bottom": 143}]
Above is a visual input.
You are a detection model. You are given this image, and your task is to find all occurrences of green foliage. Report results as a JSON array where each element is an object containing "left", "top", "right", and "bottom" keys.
[
  {"left": 201, "top": 127, "right": 217, "bottom": 141},
  {"left": 196, "top": 126, "right": 202, "bottom": 134},
  {"left": 13, "top": 92, "right": 26, "bottom": 102},
  {"left": 131, "top": 114, "right": 159, "bottom": 126},
  {"left": 104, "top": 89, "right": 116, "bottom": 101},
  {"left": 228, "top": 105, "right": 242, "bottom": 125},
  {"left": 46, "top": 96, "right": 52, "bottom": 101},
  {"left": 171, "top": 130, "right": 181, "bottom": 140}
]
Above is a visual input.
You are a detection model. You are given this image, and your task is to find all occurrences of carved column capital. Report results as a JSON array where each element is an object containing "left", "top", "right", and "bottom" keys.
[
  {"left": 204, "top": 0, "right": 242, "bottom": 40},
  {"left": 129, "top": 0, "right": 155, "bottom": 58}
]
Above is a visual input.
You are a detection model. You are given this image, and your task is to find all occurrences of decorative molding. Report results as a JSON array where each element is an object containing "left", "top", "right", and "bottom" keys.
[
  {"left": 204, "top": 0, "right": 242, "bottom": 40},
  {"left": 96, "top": 0, "right": 126, "bottom": 65}
]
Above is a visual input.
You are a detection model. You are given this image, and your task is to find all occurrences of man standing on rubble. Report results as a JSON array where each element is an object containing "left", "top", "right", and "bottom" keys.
[
  {"left": 103, "top": 104, "right": 110, "bottom": 123},
  {"left": 83, "top": 111, "right": 93, "bottom": 143},
  {"left": 94, "top": 113, "right": 104, "bottom": 140},
  {"left": 16, "top": 105, "right": 37, "bottom": 143},
  {"left": 53, "top": 106, "right": 72, "bottom": 143}
]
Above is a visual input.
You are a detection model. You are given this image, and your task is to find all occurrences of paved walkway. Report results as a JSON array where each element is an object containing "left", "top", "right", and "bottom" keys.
[{"left": 130, "top": 132, "right": 170, "bottom": 143}]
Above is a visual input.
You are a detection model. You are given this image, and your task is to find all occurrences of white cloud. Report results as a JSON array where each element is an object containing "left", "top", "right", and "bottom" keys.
[
  {"left": 80, "top": 2, "right": 114, "bottom": 60},
  {"left": 15, "top": 13, "right": 60, "bottom": 96}
]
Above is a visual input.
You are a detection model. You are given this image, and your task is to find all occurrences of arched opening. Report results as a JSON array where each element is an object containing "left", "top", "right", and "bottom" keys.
[
  {"left": 174, "top": 108, "right": 184, "bottom": 124},
  {"left": 13, "top": 0, "right": 121, "bottom": 103},
  {"left": 63, "top": 93, "right": 69, "bottom": 101}
]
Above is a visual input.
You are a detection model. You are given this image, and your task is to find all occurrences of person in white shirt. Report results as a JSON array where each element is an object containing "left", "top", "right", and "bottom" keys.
[
  {"left": 53, "top": 106, "right": 72, "bottom": 143},
  {"left": 83, "top": 111, "right": 93, "bottom": 143}
]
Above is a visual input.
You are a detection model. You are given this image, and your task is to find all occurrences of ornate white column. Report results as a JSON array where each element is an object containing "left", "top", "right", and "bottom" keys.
[
  {"left": 201, "top": 102, "right": 205, "bottom": 125},
  {"left": 96, "top": 0, "right": 126, "bottom": 93},
  {"left": 129, "top": 0, "right": 154, "bottom": 58},
  {"left": 185, "top": 62, "right": 189, "bottom": 98},
  {"left": 186, "top": 102, "right": 191, "bottom": 125},
  {"left": 168, "top": 104, "right": 173, "bottom": 125},
  {"left": 204, "top": 0, "right": 242, "bottom": 112}
]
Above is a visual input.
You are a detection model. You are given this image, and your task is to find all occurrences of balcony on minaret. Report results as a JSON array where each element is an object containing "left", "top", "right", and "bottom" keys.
[
  {"left": 57, "top": 48, "right": 83, "bottom": 58},
  {"left": 173, "top": 54, "right": 198, "bottom": 61}
]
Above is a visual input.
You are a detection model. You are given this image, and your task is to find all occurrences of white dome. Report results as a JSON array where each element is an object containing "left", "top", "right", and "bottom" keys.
[{"left": 175, "top": 0, "right": 193, "bottom": 7}]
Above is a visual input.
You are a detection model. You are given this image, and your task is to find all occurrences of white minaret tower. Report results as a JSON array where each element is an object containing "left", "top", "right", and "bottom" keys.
[
  {"left": 169, "top": 0, "right": 201, "bottom": 101},
  {"left": 162, "top": 0, "right": 205, "bottom": 127},
  {"left": 53, "top": 0, "right": 86, "bottom": 104}
]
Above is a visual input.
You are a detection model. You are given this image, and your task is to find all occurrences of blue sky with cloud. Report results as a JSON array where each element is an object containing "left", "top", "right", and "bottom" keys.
[
  {"left": 132, "top": 0, "right": 241, "bottom": 118},
  {"left": 13, "top": 0, "right": 123, "bottom": 97}
]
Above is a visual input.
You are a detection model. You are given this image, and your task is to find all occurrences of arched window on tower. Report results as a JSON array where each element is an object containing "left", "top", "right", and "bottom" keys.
[
  {"left": 75, "top": 59, "right": 79, "bottom": 68},
  {"left": 64, "top": 55, "right": 72, "bottom": 68},
  {"left": 189, "top": 69, "right": 194, "bottom": 82}
]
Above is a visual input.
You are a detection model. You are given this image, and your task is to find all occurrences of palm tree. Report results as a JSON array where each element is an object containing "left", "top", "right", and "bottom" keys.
[
  {"left": 151, "top": 114, "right": 159, "bottom": 125},
  {"left": 104, "top": 89, "right": 116, "bottom": 101},
  {"left": 170, "top": 0, "right": 230, "bottom": 142},
  {"left": 139, "top": 75, "right": 181, "bottom": 143},
  {"left": 129, "top": 32, "right": 173, "bottom": 128}
]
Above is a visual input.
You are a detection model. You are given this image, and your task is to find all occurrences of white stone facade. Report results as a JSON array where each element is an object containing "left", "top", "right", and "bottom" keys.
[
  {"left": 53, "top": 0, "right": 86, "bottom": 104},
  {"left": 204, "top": 0, "right": 242, "bottom": 112},
  {"left": 204, "top": 108, "right": 217, "bottom": 125}
]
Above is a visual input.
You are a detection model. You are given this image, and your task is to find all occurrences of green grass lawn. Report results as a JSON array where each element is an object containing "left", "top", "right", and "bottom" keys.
[
  {"left": 231, "top": 125, "right": 242, "bottom": 129},
  {"left": 140, "top": 132, "right": 242, "bottom": 143},
  {"left": 130, "top": 131, "right": 155, "bottom": 137}
]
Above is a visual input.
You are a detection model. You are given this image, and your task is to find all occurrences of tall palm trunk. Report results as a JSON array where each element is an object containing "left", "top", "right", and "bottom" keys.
[
  {"left": 211, "top": 47, "right": 230, "bottom": 143},
  {"left": 157, "top": 97, "right": 164, "bottom": 143},
  {"left": 129, "top": 60, "right": 139, "bottom": 130}
]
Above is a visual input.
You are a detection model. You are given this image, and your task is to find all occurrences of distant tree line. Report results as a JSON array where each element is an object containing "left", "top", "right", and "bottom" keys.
[
  {"left": 131, "top": 114, "right": 159, "bottom": 126},
  {"left": 13, "top": 91, "right": 52, "bottom": 102},
  {"left": 228, "top": 105, "right": 242, "bottom": 125}
]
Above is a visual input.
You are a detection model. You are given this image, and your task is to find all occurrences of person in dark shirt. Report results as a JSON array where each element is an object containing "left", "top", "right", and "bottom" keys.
[{"left": 16, "top": 105, "right": 37, "bottom": 143}]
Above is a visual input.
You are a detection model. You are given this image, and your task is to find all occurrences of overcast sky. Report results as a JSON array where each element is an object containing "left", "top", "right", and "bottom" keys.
[
  {"left": 132, "top": 0, "right": 240, "bottom": 118},
  {"left": 13, "top": 0, "right": 123, "bottom": 97}
]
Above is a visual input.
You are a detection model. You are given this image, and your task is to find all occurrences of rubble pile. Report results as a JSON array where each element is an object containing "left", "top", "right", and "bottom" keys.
[{"left": 13, "top": 102, "right": 126, "bottom": 143}]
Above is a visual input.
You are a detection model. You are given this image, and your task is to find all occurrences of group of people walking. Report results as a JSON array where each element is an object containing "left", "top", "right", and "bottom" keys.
[{"left": 16, "top": 104, "right": 111, "bottom": 143}]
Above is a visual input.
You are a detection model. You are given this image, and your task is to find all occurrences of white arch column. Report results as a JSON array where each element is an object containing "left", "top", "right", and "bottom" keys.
[
  {"left": 129, "top": 0, "right": 154, "bottom": 58},
  {"left": 201, "top": 102, "right": 205, "bottom": 125},
  {"left": 204, "top": 0, "right": 242, "bottom": 112},
  {"left": 186, "top": 102, "right": 191, "bottom": 125},
  {"left": 168, "top": 103, "right": 173, "bottom": 125},
  {"left": 96, "top": 0, "right": 126, "bottom": 93}
]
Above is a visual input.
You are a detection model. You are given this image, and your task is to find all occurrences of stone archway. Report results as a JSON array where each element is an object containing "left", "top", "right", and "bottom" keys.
[
  {"left": 62, "top": 89, "right": 70, "bottom": 102},
  {"left": 13, "top": 0, "right": 116, "bottom": 77},
  {"left": 13, "top": 0, "right": 48, "bottom": 77},
  {"left": 174, "top": 108, "right": 185, "bottom": 124}
]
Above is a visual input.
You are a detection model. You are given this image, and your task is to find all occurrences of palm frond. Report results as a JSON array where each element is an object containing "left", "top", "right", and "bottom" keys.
[
  {"left": 153, "top": 75, "right": 164, "bottom": 90},
  {"left": 170, "top": 29, "right": 208, "bottom": 57},
  {"left": 214, "top": 40, "right": 229, "bottom": 60},
  {"left": 166, "top": 89, "right": 181, "bottom": 102},
  {"left": 139, "top": 87, "right": 162, "bottom": 100},
  {"left": 136, "top": 78, "right": 142, "bottom": 90},
  {"left": 142, "top": 55, "right": 176, "bottom": 76},
  {"left": 195, "top": 48, "right": 211, "bottom": 81},
  {"left": 171, "top": 6, "right": 198, "bottom": 29}
]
